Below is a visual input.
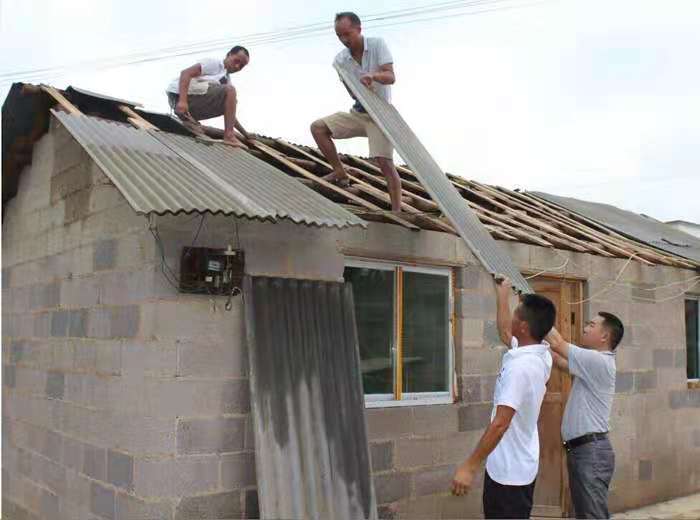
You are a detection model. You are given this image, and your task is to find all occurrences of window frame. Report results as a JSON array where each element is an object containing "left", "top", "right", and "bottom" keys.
[
  {"left": 345, "top": 258, "right": 455, "bottom": 408},
  {"left": 686, "top": 295, "right": 700, "bottom": 383}
]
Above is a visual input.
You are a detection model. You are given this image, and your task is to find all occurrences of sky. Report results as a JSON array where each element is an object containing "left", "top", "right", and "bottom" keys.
[{"left": 1, "top": 0, "right": 698, "bottom": 222}]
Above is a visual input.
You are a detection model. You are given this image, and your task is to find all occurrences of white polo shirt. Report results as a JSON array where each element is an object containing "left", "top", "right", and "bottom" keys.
[
  {"left": 333, "top": 36, "right": 393, "bottom": 104},
  {"left": 485, "top": 337, "right": 552, "bottom": 486}
]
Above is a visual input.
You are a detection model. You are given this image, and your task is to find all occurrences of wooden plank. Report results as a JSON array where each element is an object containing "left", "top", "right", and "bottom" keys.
[
  {"left": 251, "top": 140, "right": 419, "bottom": 230},
  {"left": 468, "top": 203, "right": 591, "bottom": 252},
  {"left": 475, "top": 183, "right": 652, "bottom": 257},
  {"left": 345, "top": 155, "right": 431, "bottom": 195},
  {"left": 474, "top": 210, "right": 552, "bottom": 247},
  {"left": 274, "top": 139, "right": 455, "bottom": 233},
  {"left": 517, "top": 191, "right": 697, "bottom": 268},
  {"left": 484, "top": 225, "right": 517, "bottom": 241},
  {"left": 118, "top": 105, "right": 158, "bottom": 131},
  {"left": 469, "top": 181, "right": 658, "bottom": 263},
  {"left": 41, "top": 85, "right": 82, "bottom": 115},
  {"left": 285, "top": 156, "right": 321, "bottom": 171},
  {"left": 347, "top": 164, "right": 440, "bottom": 211}
]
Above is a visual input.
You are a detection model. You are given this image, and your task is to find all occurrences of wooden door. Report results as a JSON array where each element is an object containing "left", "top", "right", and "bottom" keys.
[{"left": 531, "top": 278, "right": 583, "bottom": 518}]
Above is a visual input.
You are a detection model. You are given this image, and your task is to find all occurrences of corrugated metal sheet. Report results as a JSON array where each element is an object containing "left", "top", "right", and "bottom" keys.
[
  {"left": 65, "top": 86, "right": 142, "bottom": 107},
  {"left": 335, "top": 63, "right": 531, "bottom": 293},
  {"left": 244, "top": 276, "right": 376, "bottom": 520},
  {"left": 53, "top": 111, "right": 365, "bottom": 229},
  {"left": 532, "top": 192, "right": 700, "bottom": 264}
]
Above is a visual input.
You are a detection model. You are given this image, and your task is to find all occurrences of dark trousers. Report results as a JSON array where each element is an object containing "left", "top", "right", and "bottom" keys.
[
  {"left": 483, "top": 470, "right": 536, "bottom": 519},
  {"left": 567, "top": 437, "right": 615, "bottom": 519}
]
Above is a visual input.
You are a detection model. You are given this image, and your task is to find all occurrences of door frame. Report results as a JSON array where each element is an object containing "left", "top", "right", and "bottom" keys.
[{"left": 530, "top": 274, "right": 584, "bottom": 518}]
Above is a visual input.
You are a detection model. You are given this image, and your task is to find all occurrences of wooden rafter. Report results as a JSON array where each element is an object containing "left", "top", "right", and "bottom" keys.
[
  {"left": 250, "top": 140, "right": 420, "bottom": 231},
  {"left": 118, "top": 105, "right": 158, "bottom": 131},
  {"left": 274, "top": 139, "right": 455, "bottom": 234},
  {"left": 41, "top": 85, "right": 81, "bottom": 115}
]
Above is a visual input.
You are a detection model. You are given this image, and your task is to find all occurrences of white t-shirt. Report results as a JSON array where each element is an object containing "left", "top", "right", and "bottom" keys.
[
  {"left": 485, "top": 337, "right": 552, "bottom": 486},
  {"left": 166, "top": 58, "right": 229, "bottom": 95},
  {"left": 334, "top": 36, "right": 393, "bottom": 104}
]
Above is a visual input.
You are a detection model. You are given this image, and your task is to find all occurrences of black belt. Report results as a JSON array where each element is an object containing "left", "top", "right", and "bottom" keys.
[{"left": 563, "top": 432, "right": 608, "bottom": 452}]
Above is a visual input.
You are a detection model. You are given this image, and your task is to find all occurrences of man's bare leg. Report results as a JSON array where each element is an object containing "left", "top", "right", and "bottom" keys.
[
  {"left": 223, "top": 85, "right": 246, "bottom": 148},
  {"left": 310, "top": 120, "right": 350, "bottom": 184},
  {"left": 376, "top": 157, "right": 402, "bottom": 212}
]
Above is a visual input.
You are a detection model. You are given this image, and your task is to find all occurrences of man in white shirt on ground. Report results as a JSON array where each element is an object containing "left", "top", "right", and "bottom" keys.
[
  {"left": 310, "top": 12, "right": 403, "bottom": 211},
  {"left": 452, "top": 277, "right": 554, "bottom": 519},
  {"left": 166, "top": 46, "right": 251, "bottom": 148},
  {"left": 547, "top": 313, "right": 623, "bottom": 519}
]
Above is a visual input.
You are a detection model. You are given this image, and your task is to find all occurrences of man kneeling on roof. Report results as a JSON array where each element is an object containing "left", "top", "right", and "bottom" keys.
[
  {"left": 166, "top": 46, "right": 251, "bottom": 148},
  {"left": 310, "top": 11, "right": 403, "bottom": 212}
]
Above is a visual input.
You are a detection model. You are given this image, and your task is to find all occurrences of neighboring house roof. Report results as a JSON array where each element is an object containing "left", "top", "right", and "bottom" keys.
[
  {"left": 3, "top": 83, "right": 699, "bottom": 270},
  {"left": 532, "top": 192, "right": 700, "bottom": 265}
]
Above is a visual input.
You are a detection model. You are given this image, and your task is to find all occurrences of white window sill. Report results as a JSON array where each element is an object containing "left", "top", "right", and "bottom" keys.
[{"left": 365, "top": 394, "right": 454, "bottom": 408}]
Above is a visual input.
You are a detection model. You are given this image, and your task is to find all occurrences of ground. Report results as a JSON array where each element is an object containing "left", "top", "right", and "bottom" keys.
[{"left": 613, "top": 493, "right": 700, "bottom": 520}]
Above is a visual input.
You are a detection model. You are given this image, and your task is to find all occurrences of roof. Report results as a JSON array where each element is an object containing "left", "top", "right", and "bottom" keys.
[
  {"left": 3, "top": 82, "right": 699, "bottom": 270},
  {"left": 53, "top": 111, "right": 365, "bottom": 228},
  {"left": 532, "top": 192, "right": 700, "bottom": 264},
  {"left": 336, "top": 61, "right": 530, "bottom": 293}
]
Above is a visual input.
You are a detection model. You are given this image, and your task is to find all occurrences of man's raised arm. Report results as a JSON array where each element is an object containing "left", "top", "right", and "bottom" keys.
[
  {"left": 496, "top": 276, "right": 513, "bottom": 346},
  {"left": 546, "top": 327, "right": 570, "bottom": 360}
]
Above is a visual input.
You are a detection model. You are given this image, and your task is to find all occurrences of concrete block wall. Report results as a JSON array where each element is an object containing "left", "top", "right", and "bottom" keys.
[
  {"left": 508, "top": 244, "right": 700, "bottom": 512},
  {"left": 356, "top": 258, "right": 510, "bottom": 519},
  {"left": 356, "top": 240, "right": 700, "bottom": 519},
  {"left": 4, "top": 116, "right": 699, "bottom": 519},
  {"left": 2, "top": 121, "right": 259, "bottom": 520}
]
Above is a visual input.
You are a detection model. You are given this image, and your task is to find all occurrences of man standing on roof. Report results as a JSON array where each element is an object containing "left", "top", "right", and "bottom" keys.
[
  {"left": 166, "top": 46, "right": 251, "bottom": 148},
  {"left": 310, "top": 12, "right": 402, "bottom": 212},
  {"left": 546, "top": 313, "right": 623, "bottom": 519},
  {"left": 451, "top": 277, "right": 554, "bottom": 519}
]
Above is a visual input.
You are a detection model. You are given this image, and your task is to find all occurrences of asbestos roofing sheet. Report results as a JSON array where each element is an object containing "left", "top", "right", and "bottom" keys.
[
  {"left": 244, "top": 276, "right": 376, "bottom": 520},
  {"left": 335, "top": 62, "right": 531, "bottom": 293},
  {"left": 533, "top": 192, "right": 700, "bottom": 264},
  {"left": 53, "top": 111, "right": 365, "bottom": 228}
]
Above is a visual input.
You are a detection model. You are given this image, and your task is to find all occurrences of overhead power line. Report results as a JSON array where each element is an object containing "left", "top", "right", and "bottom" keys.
[{"left": 0, "top": 0, "right": 554, "bottom": 86}]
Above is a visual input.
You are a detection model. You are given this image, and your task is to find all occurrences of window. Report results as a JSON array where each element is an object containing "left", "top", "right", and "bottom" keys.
[
  {"left": 686, "top": 298, "right": 699, "bottom": 380},
  {"left": 344, "top": 260, "right": 454, "bottom": 407}
]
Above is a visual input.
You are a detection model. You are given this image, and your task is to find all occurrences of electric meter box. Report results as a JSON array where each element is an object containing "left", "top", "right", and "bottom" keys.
[{"left": 179, "top": 247, "right": 244, "bottom": 295}]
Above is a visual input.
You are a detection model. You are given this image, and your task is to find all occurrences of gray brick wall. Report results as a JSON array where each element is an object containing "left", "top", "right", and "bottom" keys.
[
  {"left": 3, "top": 121, "right": 700, "bottom": 519},
  {"left": 2, "top": 126, "right": 256, "bottom": 520}
]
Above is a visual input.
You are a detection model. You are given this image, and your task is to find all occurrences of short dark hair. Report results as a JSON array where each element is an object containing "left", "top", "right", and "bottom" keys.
[
  {"left": 228, "top": 45, "right": 250, "bottom": 58},
  {"left": 599, "top": 312, "right": 624, "bottom": 350},
  {"left": 518, "top": 294, "right": 556, "bottom": 343},
  {"left": 335, "top": 11, "right": 361, "bottom": 25}
]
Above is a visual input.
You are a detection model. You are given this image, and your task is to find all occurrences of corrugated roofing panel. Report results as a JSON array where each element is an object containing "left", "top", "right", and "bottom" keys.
[
  {"left": 66, "top": 86, "right": 142, "bottom": 107},
  {"left": 53, "top": 111, "right": 365, "bottom": 228},
  {"left": 244, "top": 276, "right": 376, "bottom": 520},
  {"left": 335, "top": 63, "right": 531, "bottom": 293},
  {"left": 532, "top": 192, "right": 700, "bottom": 264}
]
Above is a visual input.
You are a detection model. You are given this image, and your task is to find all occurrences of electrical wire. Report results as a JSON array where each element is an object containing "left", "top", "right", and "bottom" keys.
[
  {"left": 0, "top": 0, "right": 491, "bottom": 82},
  {"left": 0, "top": 0, "right": 555, "bottom": 86},
  {"left": 524, "top": 256, "right": 570, "bottom": 280},
  {"left": 0, "top": 0, "right": 517, "bottom": 81}
]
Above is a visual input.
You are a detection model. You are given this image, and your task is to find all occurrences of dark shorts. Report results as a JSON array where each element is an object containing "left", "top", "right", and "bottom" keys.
[
  {"left": 482, "top": 470, "right": 536, "bottom": 519},
  {"left": 168, "top": 82, "right": 229, "bottom": 121},
  {"left": 567, "top": 437, "right": 615, "bottom": 519}
]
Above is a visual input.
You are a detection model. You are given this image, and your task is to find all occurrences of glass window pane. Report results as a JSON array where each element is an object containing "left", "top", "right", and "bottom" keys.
[
  {"left": 402, "top": 271, "right": 450, "bottom": 393},
  {"left": 345, "top": 266, "right": 394, "bottom": 395},
  {"left": 686, "top": 299, "right": 699, "bottom": 379}
]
